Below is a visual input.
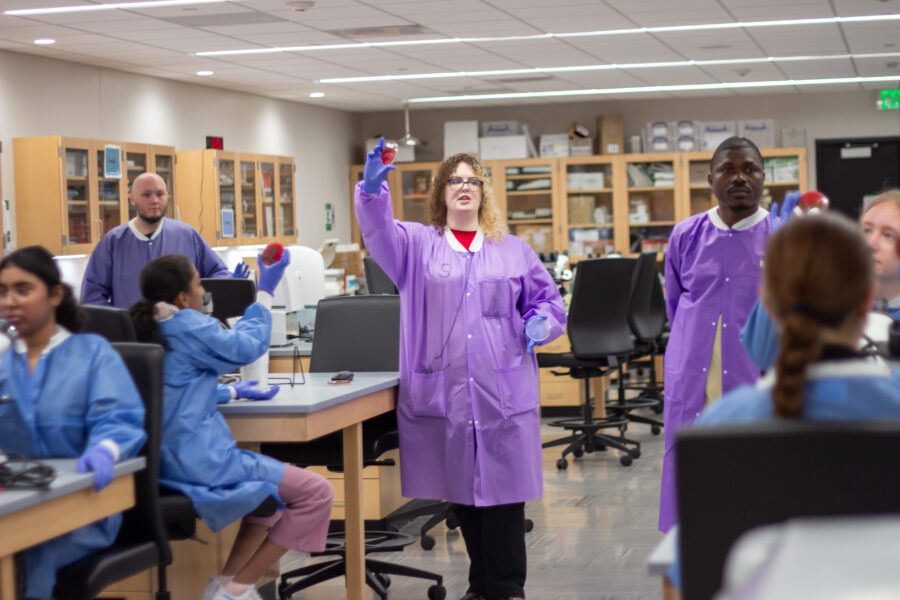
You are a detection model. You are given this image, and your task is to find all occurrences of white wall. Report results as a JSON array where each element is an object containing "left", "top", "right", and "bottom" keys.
[
  {"left": 0, "top": 49, "right": 360, "bottom": 250},
  {"left": 359, "top": 90, "right": 900, "bottom": 189}
]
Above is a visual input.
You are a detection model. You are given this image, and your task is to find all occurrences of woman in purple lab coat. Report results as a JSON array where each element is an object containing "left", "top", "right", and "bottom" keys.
[{"left": 355, "top": 139, "right": 566, "bottom": 600}]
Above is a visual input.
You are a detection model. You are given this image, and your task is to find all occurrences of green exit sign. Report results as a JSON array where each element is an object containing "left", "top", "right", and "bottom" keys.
[{"left": 877, "top": 89, "right": 900, "bottom": 110}]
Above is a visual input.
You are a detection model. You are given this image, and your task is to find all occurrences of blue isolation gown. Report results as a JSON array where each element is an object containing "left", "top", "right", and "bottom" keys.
[
  {"left": 156, "top": 302, "right": 285, "bottom": 532},
  {"left": 0, "top": 329, "right": 146, "bottom": 598},
  {"left": 81, "top": 218, "right": 230, "bottom": 309}
]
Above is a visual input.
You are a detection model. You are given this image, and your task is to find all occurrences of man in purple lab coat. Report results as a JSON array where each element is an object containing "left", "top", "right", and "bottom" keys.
[
  {"left": 81, "top": 172, "right": 238, "bottom": 309},
  {"left": 659, "top": 136, "right": 769, "bottom": 532}
]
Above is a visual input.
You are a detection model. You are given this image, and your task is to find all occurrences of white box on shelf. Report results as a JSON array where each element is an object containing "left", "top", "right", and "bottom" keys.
[
  {"left": 676, "top": 135, "right": 699, "bottom": 151},
  {"left": 478, "top": 135, "right": 529, "bottom": 160},
  {"left": 482, "top": 120, "right": 520, "bottom": 136},
  {"left": 649, "top": 136, "right": 673, "bottom": 152},
  {"left": 569, "top": 138, "right": 593, "bottom": 156},
  {"left": 581, "top": 172, "right": 605, "bottom": 189},
  {"left": 646, "top": 121, "right": 672, "bottom": 137},
  {"left": 700, "top": 121, "right": 736, "bottom": 151},
  {"left": 444, "top": 120, "right": 479, "bottom": 158},
  {"left": 539, "top": 134, "right": 570, "bottom": 158},
  {"left": 739, "top": 119, "right": 775, "bottom": 149},
  {"left": 566, "top": 172, "right": 584, "bottom": 189},
  {"left": 675, "top": 120, "right": 699, "bottom": 137}
]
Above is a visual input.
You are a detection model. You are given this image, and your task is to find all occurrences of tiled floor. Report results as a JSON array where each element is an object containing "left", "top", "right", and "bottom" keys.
[{"left": 273, "top": 417, "right": 666, "bottom": 600}]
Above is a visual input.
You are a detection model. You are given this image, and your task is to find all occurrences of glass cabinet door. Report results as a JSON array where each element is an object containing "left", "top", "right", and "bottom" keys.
[
  {"left": 502, "top": 163, "right": 554, "bottom": 255},
  {"left": 218, "top": 158, "right": 236, "bottom": 241},
  {"left": 126, "top": 150, "right": 147, "bottom": 220},
  {"left": 95, "top": 149, "right": 123, "bottom": 239},
  {"left": 400, "top": 168, "right": 432, "bottom": 225},
  {"left": 64, "top": 147, "right": 91, "bottom": 246},
  {"left": 240, "top": 160, "right": 258, "bottom": 240},
  {"left": 625, "top": 156, "right": 676, "bottom": 256},
  {"left": 260, "top": 161, "right": 276, "bottom": 238},
  {"left": 154, "top": 152, "right": 176, "bottom": 218},
  {"left": 279, "top": 163, "right": 295, "bottom": 238},
  {"left": 564, "top": 160, "right": 615, "bottom": 258}
]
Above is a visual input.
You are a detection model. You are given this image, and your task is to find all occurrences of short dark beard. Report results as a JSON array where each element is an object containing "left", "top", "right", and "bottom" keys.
[{"left": 139, "top": 213, "right": 163, "bottom": 226}]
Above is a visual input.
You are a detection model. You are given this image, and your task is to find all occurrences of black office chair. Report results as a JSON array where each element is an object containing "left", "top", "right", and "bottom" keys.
[
  {"left": 261, "top": 295, "right": 446, "bottom": 600},
  {"left": 677, "top": 420, "right": 900, "bottom": 600},
  {"left": 537, "top": 257, "right": 642, "bottom": 468},
  {"left": 54, "top": 343, "right": 172, "bottom": 600},
  {"left": 201, "top": 277, "right": 256, "bottom": 325},
  {"left": 611, "top": 251, "right": 665, "bottom": 432},
  {"left": 364, "top": 256, "right": 398, "bottom": 295},
  {"left": 81, "top": 305, "right": 137, "bottom": 342}
]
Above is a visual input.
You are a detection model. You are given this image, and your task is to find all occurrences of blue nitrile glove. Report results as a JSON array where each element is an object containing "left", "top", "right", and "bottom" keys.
[
  {"left": 768, "top": 191, "right": 801, "bottom": 231},
  {"left": 256, "top": 250, "right": 291, "bottom": 295},
  {"left": 232, "top": 262, "right": 250, "bottom": 279},
  {"left": 233, "top": 380, "right": 280, "bottom": 400},
  {"left": 362, "top": 137, "right": 396, "bottom": 194},
  {"left": 525, "top": 315, "right": 550, "bottom": 354},
  {"left": 77, "top": 443, "right": 116, "bottom": 491}
]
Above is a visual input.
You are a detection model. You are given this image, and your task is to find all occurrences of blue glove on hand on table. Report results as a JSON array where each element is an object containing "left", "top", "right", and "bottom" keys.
[
  {"left": 233, "top": 380, "right": 280, "bottom": 400},
  {"left": 362, "top": 137, "right": 396, "bottom": 194},
  {"left": 77, "top": 444, "right": 116, "bottom": 491},
  {"left": 232, "top": 262, "right": 250, "bottom": 279},
  {"left": 256, "top": 250, "right": 290, "bottom": 295},
  {"left": 769, "top": 190, "right": 801, "bottom": 231}
]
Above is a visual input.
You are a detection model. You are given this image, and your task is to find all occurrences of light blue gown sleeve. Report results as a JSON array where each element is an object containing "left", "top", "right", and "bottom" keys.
[
  {"left": 519, "top": 249, "right": 567, "bottom": 345},
  {"left": 216, "top": 383, "right": 233, "bottom": 404},
  {"left": 193, "top": 229, "right": 231, "bottom": 278},
  {"left": 174, "top": 304, "right": 272, "bottom": 374},
  {"left": 85, "top": 340, "right": 147, "bottom": 458},
  {"left": 81, "top": 235, "right": 114, "bottom": 306},
  {"left": 354, "top": 180, "right": 415, "bottom": 288},
  {"left": 739, "top": 299, "right": 779, "bottom": 371}
]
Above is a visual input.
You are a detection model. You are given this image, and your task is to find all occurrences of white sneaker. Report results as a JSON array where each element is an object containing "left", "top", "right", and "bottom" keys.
[
  {"left": 202, "top": 576, "right": 223, "bottom": 600},
  {"left": 213, "top": 585, "right": 263, "bottom": 600}
]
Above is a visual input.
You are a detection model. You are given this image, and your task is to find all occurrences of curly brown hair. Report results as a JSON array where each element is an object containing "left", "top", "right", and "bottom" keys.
[
  {"left": 427, "top": 153, "right": 505, "bottom": 241},
  {"left": 764, "top": 214, "right": 873, "bottom": 417}
]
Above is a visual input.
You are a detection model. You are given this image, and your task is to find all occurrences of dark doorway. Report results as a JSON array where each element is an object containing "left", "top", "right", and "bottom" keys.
[{"left": 816, "top": 137, "right": 900, "bottom": 220}]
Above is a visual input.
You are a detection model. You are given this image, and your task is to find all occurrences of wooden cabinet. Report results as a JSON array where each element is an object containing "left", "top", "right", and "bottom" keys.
[
  {"left": 349, "top": 148, "right": 807, "bottom": 260},
  {"left": 176, "top": 150, "right": 295, "bottom": 247},
  {"left": 14, "top": 136, "right": 176, "bottom": 256}
]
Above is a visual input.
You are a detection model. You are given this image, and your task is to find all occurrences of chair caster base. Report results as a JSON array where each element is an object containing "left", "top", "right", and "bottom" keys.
[
  {"left": 428, "top": 583, "right": 447, "bottom": 600},
  {"left": 651, "top": 424, "right": 661, "bottom": 435},
  {"left": 620, "top": 454, "right": 633, "bottom": 467},
  {"left": 525, "top": 518, "right": 534, "bottom": 532},
  {"left": 556, "top": 458, "right": 568, "bottom": 470},
  {"left": 421, "top": 535, "right": 435, "bottom": 550}
]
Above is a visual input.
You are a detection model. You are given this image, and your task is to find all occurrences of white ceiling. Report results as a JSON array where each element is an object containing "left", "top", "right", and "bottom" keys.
[{"left": 1, "top": 0, "right": 899, "bottom": 112}]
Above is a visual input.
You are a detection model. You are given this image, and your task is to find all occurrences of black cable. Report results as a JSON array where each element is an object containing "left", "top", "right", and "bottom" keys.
[
  {"left": 424, "top": 250, "right": 474, "bottom": 374},
  {"left": 0, "top": 453, "right": 56, "bottom": 490}
]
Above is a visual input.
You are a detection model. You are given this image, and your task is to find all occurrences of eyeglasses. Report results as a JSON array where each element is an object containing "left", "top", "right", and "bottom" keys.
[{"left": 448, "top": 177, "right": 483, "bottom": 190}]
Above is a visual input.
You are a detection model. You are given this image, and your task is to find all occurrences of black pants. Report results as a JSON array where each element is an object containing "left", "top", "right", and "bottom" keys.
[{"left": 455, "top": 502, "right": 526, "bottom": 600}]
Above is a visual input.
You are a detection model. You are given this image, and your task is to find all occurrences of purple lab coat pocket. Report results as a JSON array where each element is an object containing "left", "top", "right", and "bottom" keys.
[
  {"left": 480, "top": 279, "right": 512, "bottom": 318},
  {"left": 497, "top": 363, "right": 539, "bottom": 418},
  {"left": 408, "top": 369, "right": 448, "bottom": 418}
]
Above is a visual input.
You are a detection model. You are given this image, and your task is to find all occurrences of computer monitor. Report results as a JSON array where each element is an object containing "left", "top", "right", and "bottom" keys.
[{"left": 272, "top": 245, "right": 325, "bottom": 312}]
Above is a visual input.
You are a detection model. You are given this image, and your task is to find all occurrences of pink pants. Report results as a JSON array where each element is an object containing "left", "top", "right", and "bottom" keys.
[{"left": 243, "top": 464, "right": 333, "bottom": 553}]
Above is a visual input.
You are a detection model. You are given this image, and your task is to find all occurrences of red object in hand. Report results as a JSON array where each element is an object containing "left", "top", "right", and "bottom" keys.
[
  {"left": 798, "top": 190, "right": 829, "bottom": 212},
  {"left": 261, "top": 242, "right": 284, "bottom": 266},
  {"left": 381, "top": 141, "right": 399, "bottom": 165}
]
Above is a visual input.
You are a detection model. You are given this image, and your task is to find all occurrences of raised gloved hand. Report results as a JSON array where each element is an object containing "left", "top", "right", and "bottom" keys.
[
  {"left": 525, "top": 315, "right": 550, "bottom": 354},
  {"left": 77, "top": 444, "right": 116, "bottom": 491},
  {"left": 362, "top": 137, "right": 396, "bottom": 194},
  {"left": 256, "top": 250, "right": 290, "bottom": 295},
  {"left": 768, "top": 191, "right": 801, "bottom": 231},
  {"left": 232, "top": 262, "right": 250, "bottom": 279},
  {"left": 233, "top": 380, "right": 280, "bottom": 400}
]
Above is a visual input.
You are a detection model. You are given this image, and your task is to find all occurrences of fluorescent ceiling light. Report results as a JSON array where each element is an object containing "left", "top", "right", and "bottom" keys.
[
  {"left": 195, "top": 14, "right": 900, "bottom": 57},
  {"left": 33, "top": 38, "right": 56, "bottom": 45},
  {"left": 309, "top": 92, "right": 325, "bottom": 98},
  {"left": 196, "top": 70, "right": 214, "bottom": 76},
  {"left": 319, "top": 52, "right": 900, "bottom": 84},
  {"left": 5, "top": 0, "right": 238, "bottom": 16},
  {"left": 407, "top": 75, "right": 900, "bottom": 103}
]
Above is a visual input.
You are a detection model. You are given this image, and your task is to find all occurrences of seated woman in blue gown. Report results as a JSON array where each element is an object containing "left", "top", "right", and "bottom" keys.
[
  {"left": 668, "top": 214, "right": 900, "bottom": 594},
  {"left": 0, "top": 246, "right": 146, "bottom": 599}
]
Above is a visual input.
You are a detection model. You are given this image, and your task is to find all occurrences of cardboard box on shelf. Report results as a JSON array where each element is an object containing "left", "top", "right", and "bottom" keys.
[
  {"left": 568, "top": 195, "right": 595, "bottom": 224},
  {"left": 481, "top": 120, "right": 520, "bottom": 136},
  {"left": 597, "top": 115, "right": 624, "bottom": 154},
  {"left": 540, "top": 134, "right": 570, "bottom": 158},
  {"left": 569, "top": 138, "right": 593, "bottom": 156},
  {"left": 739, "top": 119, "right": 775, "bottom": 149},
  {"left": 479, "top": 135, "right": 529, "bottom": 160},
  {"left": 700, "top": 121, "right": 736, "bottom": 151},
  {"left": 444, "top": 120, "right": 479, "bottom": 158},
  {"left": 515, "top": 224, "right": 553, "bottom": 254},
  {"left": 568, "top": 121, "right": 592, "bottom": 138}
]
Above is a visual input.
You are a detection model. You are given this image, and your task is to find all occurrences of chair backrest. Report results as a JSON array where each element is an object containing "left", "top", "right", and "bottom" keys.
[
  {"left": 81, "top": 305, "right": 137, "bottom": 342},
  {"left": 363, "top": 256, "right": 398, "bottom": 295},
  {"left": 110, "top": 342, "right": 171, "bottom": 565},
  {"left": 676, "top": 420, "right": 900, "bottom": 600},
  {"left": 627, "top": 252, "right": 666, "bottom": 342},
  {"left": 567, "top": 257, "right": 637, "bottom": 359},
  {"left": 201, "top": 278, "right": 256, "bottom": 325},
  {"left": 309, "top": 295, "right": 400, "bottom": 372}
]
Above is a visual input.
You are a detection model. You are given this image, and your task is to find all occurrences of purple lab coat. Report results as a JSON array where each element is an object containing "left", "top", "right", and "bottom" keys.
[
  {"left": 82, "top": 217, "right": 230, "bottom": 309},
  {"left": 659, "top": 207, "right": 768, "bottom": 532},
  {"left": 355, "top": 181, "right": 566, "bottom": 506}
]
